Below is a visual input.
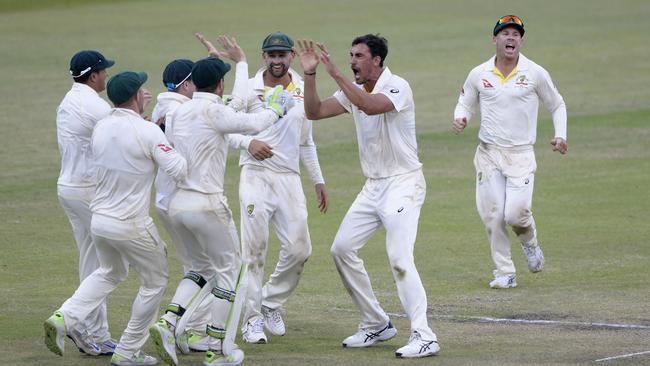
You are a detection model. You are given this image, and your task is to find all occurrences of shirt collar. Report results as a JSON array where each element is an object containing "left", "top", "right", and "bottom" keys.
[
  {"left": 72, "top": 82, "right": 100, "bottom": 96},
  {"left": 253, "top": 67, "right": 303, "bottom": 91},
  {"left": 157, "top": 91, "right": 191, "bottom": 103},
  {"left": 362, "top": 67, "right": 392, "bottom": 93},
  {"left": 192, "top": 92, "right": 223, "bottom": 104},
  {"left": 112, "top": 107, "right": 143, "bottom": 119},
  {"left": 485, "top": 53, "right": 530, "bottom": 72}
]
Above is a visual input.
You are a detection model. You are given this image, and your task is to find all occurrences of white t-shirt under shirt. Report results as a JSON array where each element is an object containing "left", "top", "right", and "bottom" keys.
[{"left": 333, "top": 67, "right": 422, "bottom": 179}]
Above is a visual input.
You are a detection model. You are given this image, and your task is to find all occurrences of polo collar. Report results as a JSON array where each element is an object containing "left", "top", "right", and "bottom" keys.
[
  {"left": 192, "top": 92, "right": 223, "bottom": 103},
  {"left": 366, "top": 67, "right": 392, "bottom": 93},
  {"left": 112, "top": 107, "right": 143, "bottom": 118},
  {"left": 73, "top": 82, "right": 100, "bottom": 96},
  {"left": 253, "top": 67, "right": 302, "bottom": 91}
]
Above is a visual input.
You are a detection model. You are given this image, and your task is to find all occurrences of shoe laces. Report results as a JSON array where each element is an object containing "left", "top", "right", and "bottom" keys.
[
  {"left": 268, "top": 308, "right": 283, "bottom": 324},
  {"left": 251, "top": 318, "right": 264, "bottom": 333},
  {"left": 408, "top": 331, "right": 422, "bottom": 344}
]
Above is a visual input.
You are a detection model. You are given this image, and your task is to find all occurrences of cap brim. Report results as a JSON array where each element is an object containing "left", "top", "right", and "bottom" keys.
[
  {"left": 262, "top": 46, "right": 293, "bottom": 52},
  {"left": 136, "top": 71, "right": 148, "bottom": 85},
  {"left": 95, "top": 59, "right": 115, "bottom": 71}
]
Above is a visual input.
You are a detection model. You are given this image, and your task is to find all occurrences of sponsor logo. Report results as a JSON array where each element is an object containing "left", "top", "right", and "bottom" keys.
[
  {"left": 515, "top": 75, "right": 528, "bottom": 86},
  {"left": 482, "top": 79, "right": 494, "bottom": 89},
  {"left": 157, "top": 144, "right": 172, "bottom": 153},
  {"left": 390, "top": 88, "right": 399, "bottom": 93},
  {"left": 397, "top": 207, "right": 404, "bottom": 213},
  {"left": 525, "top": 178, "right": 530, "bottom": 184}
]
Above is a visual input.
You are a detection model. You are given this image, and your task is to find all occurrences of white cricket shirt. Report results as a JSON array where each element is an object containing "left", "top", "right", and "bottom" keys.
[
  {"left": 151, "top": 92, "right": 190, "bottom": 211},
  {"left": 228, "top": 67, "right": 324, "bottom": 185},
  {"left": 91, "top": 108, "right": 187, "bottom": 221},
  {"left": 333, "top": 67, "right": 422, "bottom": 179},
  {"left": 171, "top": 92, "right": 278, "bottom": 195},
  {"left": 454, "top": 53, "right": 567, "bottom": 147},
  {"left": 56, "top": 82, "right": 111, "bottom": 189}
]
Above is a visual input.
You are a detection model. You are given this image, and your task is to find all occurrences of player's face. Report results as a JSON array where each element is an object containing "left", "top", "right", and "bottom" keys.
[
  {"left": 350, "top": 43, "right": 379, "bottom": 85},
  {"left": 493, "top": 26, "right": 523, "bottom": 61},
  {"left": 263, "top": 50, "right": 294, "bottom": 78}
]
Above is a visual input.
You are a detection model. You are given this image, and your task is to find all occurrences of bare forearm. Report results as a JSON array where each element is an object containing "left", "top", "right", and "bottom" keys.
[{"left": 303, "top": 73, "right": 323, "bottom": 120}]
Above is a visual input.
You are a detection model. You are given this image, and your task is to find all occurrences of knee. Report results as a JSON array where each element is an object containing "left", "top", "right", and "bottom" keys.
[
  {"left": 480, "top": 204, "right": 504, "bottom": 228},
  {"left": 387, "top": 256, "right": 415, "bottom": 281},
  {"left": 290, "top": 243, "right": 312, "bottom": 264},
  {"left": 330, "top": 239, "right": 350, "bottom": 259},
  {"left": 504, "top": 206, "right": 532, "bottom": 228}
]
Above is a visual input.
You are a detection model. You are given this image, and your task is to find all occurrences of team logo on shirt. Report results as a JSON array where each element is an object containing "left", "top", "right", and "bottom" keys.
[
  {"left": 515, "top": 75, "right": 528, "bottom": 86},
  {"left": 482, "top": 79, "right": 494, "bottom": 89},
  {"left": 295, "top": 88, "right": 302, "bottom": 96},
  {"left": 246, "top": 204, "right": 255, "bottom": 217},
  {"left": 157, "top": 144, "right": 172, "bottom": 153}
]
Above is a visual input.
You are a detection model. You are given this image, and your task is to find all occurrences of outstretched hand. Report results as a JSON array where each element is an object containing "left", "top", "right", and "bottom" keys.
[
  {"left": 315, "top": 42, "right": 340, "bottom": 77},
  {"left": 296, "top": 39, "right": 320, "bottom": 75},
  {"left": 195, "top": 33, "right": 246, "bottom": 63}
]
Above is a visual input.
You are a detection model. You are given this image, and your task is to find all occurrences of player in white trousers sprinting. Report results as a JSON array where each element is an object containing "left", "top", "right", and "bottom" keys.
[
  {"left": 453, "top": 15, "right": 568, "bottom": 289},
  {"left": 45, "top": 70, "right": 187, "bottom": 366},
  {"left": 297, "top": 34, "right": 440, "bottom": 358},
  {"left": 148, "top": 36, "right": 293, "bottom": 366},
  {"left": 55, "top": 49, "right": 116, "bottom": 355},
  {"left": 197, "top": 31, "right": 329, "bottom": 344}
]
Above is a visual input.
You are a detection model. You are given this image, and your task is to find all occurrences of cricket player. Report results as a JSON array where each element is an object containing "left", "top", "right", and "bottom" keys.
[
  {"left": 55, "top": 49, "right": 116, "bottom": 355},
  {"left": 453, "top": 15, "right": 568, "bottom": 289},
  {"left": 199, "top": 31, "right": 329, "bottom": 344},
  {"left": 151, "top": 58, "right": 214, "bottom": 352},
  {"left": 297, "top": 34, "right": 440, "bottom": 358},
  {"left": 149, "top": 36, "right": 293, "bottom": 366},
  {"left": 45, "top": 70, "right": 188, "bottom": 366}
]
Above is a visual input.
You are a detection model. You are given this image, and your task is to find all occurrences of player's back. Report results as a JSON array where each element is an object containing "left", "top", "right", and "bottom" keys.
[{"left": 91, "top": 108, "right": 158, "bottom": 221}]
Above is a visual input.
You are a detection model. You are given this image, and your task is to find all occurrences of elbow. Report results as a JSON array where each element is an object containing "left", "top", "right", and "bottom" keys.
[{"left": 305, "top": 110, "right": 322, "bottom": 120}]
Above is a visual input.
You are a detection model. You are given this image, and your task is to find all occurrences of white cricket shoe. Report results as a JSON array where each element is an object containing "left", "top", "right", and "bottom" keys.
[
  {"left": 395, "top": 331, "right": 439, "bottom": 358},
  {"left": 489, "top": 273, "right": 517, "bottom": 289},
  {"left": 342, "top": 321, "right": 397, "bottom": 348},
  {"left": 242, "top": 318, "right": 267, "bottom": 344},
  {"left": 522, "top": 241, "right": 545, "bottom": 272},
  {"left": 204, "top": 348, "right": 244, "bottom": 366},
  {"left": 111, "top": 350, "right": 158, "bottom": 366},
  {"left": 262, "top": 306, "right": 285, "bottom": 336},
  {"left": 149, "top": 319, "right": 178, "bottom": 366}
]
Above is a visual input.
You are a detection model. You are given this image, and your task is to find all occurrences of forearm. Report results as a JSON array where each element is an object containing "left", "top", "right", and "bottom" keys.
[
  {"left": 300, "top": 145, "right": 325, "bottom": 185},
  {"left": 303, "top": 73, "right": 323, "bottom": 120},
  {"left": 551, "top": 102, "right": 567, "bottom": 140}
]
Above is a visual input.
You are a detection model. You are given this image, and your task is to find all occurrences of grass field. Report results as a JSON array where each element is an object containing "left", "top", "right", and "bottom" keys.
[{"left": 1, "top": 1, "right": 649, "bottom": 365}]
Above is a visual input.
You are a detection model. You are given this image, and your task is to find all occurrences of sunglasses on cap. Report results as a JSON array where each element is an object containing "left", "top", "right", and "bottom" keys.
[
  {"left": 70, "top": 59, "right": 104, "bottom": 78},
  {"left": 497, "top": 15, "right": 523, "bottom": 26}
]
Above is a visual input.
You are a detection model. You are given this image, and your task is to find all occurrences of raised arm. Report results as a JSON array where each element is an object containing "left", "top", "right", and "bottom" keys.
[
  {"left": 296, "top": 39, "right": 346, "bottom": 120},
  {"left": 316, "top": 42, "right": 394, "bottom": 116}
]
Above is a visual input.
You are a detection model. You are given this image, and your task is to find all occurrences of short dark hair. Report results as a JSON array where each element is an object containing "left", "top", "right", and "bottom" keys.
[
  {"left": 73, "top": 70, "right": 94, "bottom": 84},
  {"left": 351, "top": 34, "right": 388, "bottom": 67},
  {"left": 197, "top": 82, "right": 219, "bottom": 93}
]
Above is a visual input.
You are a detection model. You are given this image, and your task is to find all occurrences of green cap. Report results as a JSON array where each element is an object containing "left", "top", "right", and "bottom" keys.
[
  {"left": 107, "top": 71, "right": 148, "bottom": 106},
  {"left": 261, "top": 32, "right": 294, "bottom": 52},
  {"left": 191, "top": 57, "right": 231, "bottom": 89}
]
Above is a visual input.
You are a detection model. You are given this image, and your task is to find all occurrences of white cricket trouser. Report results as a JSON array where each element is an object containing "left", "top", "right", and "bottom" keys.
[
  {"left": 156, "top": 205, "right": 212, "bottom": 333},
  {"left": 331, "top": 169, "right": 436, "bottom": 341},
  {"left": 57, "top": 185, "right": 110, "bottom": 342},
  {"left": 474, "top": 143, "right": 537, "bottom": 277},
  {"left": 167, "top": 190, "right": 242, "bottom": 331},
  {"left": 59, "top": 214, "right": 169, "bottom": 359},
  {"left": 238, "top": 165, "right": 312, "bottom": 325}
]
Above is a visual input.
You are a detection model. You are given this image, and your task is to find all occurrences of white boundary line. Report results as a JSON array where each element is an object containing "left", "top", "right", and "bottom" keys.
[
  {"left": 382, "top": 311, "right": 650, "bottom": 330},
  {"left": 595, "top": 350, "right": 650, "bottom": 362}
]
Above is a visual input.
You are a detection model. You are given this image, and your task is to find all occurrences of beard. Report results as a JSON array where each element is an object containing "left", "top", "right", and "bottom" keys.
[{"left": 267, "top": 64, "right": 289, "bottom": 78}]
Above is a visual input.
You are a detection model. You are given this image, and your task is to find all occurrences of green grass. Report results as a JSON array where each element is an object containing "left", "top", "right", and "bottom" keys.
[{"left": 1, "top": 1, "right": 649, "bottom": 365}]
